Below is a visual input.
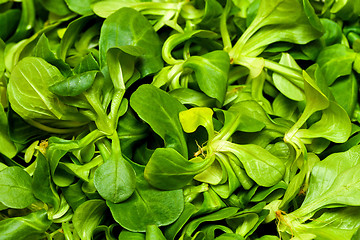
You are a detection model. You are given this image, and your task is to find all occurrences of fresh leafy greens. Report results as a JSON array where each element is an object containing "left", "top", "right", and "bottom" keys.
[{"left": 1, "top": 0, "right": 360, "bottom": 239}]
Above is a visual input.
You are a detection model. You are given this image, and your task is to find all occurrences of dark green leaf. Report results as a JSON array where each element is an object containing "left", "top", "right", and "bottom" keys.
[
  {"left": 99, "top": 7, "right": 163, "bottom": 76},
  {"left": 49, "top": 71, "right": 98, "bottom": 97},
  {"left": 0, "top": 9, "right": 20, "bottom": 41},
  {"left": 32, "top": 153, "right": 60, "bottom": 213},
  {"left": 130, "top": 84, "right": 188, "bottom": 157}
]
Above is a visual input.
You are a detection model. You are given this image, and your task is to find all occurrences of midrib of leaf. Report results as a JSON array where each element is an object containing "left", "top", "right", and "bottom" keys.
[
  {"left": 18, "top": 218, "right": 48, "bottom": 232},
  {"left": 200, "top": 57, "right": 225, "bottom": 76},
  {"left": 157, "top": 103, "right": 186, "bottom": 153},
  {"left": 239, "top": 146, "right": 283, "bottom": 176},
  {"left": 132, "top": 23, "right": 152, "bottom": 48},
  {"left": 134, "top": 188, "right": 153, "bottom": 216},
  {"left": 0, "top": 183, "right": 32, "bottom": 195},
  {"left": 10, "top": 86, "right": 54, "bottom": 118}
]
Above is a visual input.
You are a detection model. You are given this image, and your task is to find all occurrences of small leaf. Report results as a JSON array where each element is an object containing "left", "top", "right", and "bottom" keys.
[
  {"left": 49, "top": 71, "right": 98, "bottom": 97},
  {"left": 179, "top": 107, "right": 214, "bottom": 136}
]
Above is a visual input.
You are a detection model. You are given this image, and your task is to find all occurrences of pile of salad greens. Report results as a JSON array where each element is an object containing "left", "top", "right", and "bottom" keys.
[{"left": 1, "top": 0, "right": 360, "bottom": 239}]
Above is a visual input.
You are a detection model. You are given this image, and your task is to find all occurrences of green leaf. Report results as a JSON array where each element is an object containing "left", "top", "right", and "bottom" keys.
[
  {"left": 117, "top": 110, "right": 149, "bottom": 158},
  {"left": 183, "top": 50, "right": 230, "bottom": 105},
  {"left": 58, "top": 15, "right": 94, "bottom": 61},
  {"left": 251, "top": 181, "right": 287, "bottom": 202},
  {"left": 229, "top": 0, "right": 323, "bottom": 59},
  {"left": 182, "top": 207, "right": 239, "bottom": 238},
  {"left": 319, "top": 18, "right": 342, "bottom": 46},
  {"left": 32, "top": 153, "right": 61, "bottom": 213},
  {"left": 285, "top": 68, "right": 330, "bottom": 145},
  {"left": 7, "top": 57, "right": 86, "bottom": 123},
  {"left": 146, "top": 225, "right": 167, "bottom": 240},
  {"left": 74, "top": 53, "right": 99, "bottom": 74},
  {"left": 164, "top": 203, "right": 197, "bottom": 240},
  {"left": 73, "top": 200, "right": 108, "bottom": 240},
  {"left": 49, "top": 71, "right": 98, "bottom": 97},
  {"left": 130, "top": 84, "right": 188, "bottom": 157},
  {"left": 296, "top": 101, "right": 352, "bottom": 143},
  {"left": 0, "top": 9, "right": 21, "bottom": 41},
  {"left": 317, "top": 44, "right": 356, "bottom": 85},
  {"left": 106, "top": 46, "right": 143, "bottom": 90},
  {"left": 94, "top": 134, "right": 136, "bottom": 203},
  {"left": 0, "top": 166, "right": 35, "bottom": 208},
  {"left": 214, "top": 100, "right": 280, "bottom": 141},
  {"left": 38, "top": 0, "right": 71, "bottom": 16},
  {"left": 60, "top": 155, "right": 102, "bottom": 182},
  {"left": 0, "top": 210, "right": 51, "bottom": 239},
  {"left": 108, "top": 163, "right": 184, "bottom": 232},
  {"left": 179, "top": 107, "right": 214, "bottom": 137},
  {"left": 294, "top": 207, "right": 360, "bottom": 239},
  {"left": 62, "top": 180, "right": 88, "bottom": 211},
  {"left": 217, "top": 142, "right": 285, "bottom": 187},
  {"left": 99, "top": 7, "right": 163, "bottom": 76},
  {"left": 273, "top": 53, "right": 305, "bottom": 101},
  {"left": 32, "top": 34, "right": 72, "bottom": 77},
  {"left": 94, "top": 155, "right": 136, "bottom": 203},
  {"left": 291, "top": 145, "right": 360, "bottom": 217},
  {"left": 169, "top": 88, "right": 216, "bottom": 107},
  {"left": 329, "top": 73, "right": 358, "bottom": 116},
  {"left": 7, "top": 108, "right": 47, "bottom": 146},
  {"left": 119, "top": 230, "right": 145, "bottom": 240},
  {"left": 144, "top": 148, "right": 213, "bottom": 190},
  {"left": 64, "top": 0, "right": 93, "bottom": 15},
  {"left": 0, "top": 104, "right": 17, "bottom": 158},
  {"left": 279, "top": 153, "right": 319, "bottom": 209},
  {"left": 210, "top": 153, "right": 242, "bottom": 198},
  {"left": 7, "top": 0, "right": 35, "bottom": 43}
]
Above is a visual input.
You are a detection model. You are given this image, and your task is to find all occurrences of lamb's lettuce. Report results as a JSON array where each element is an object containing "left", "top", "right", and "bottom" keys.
[{"left": 1, "top": 0, "right": 360, "bottom": 239}]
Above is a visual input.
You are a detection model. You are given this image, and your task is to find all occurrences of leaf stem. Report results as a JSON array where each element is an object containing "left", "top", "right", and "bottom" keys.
[
  {"left": 108, "top": 89, "right": 125, "bottom": 129},
  {"left": 25, "top": 119, "right": 85, "bottom": 134},
  {"left": 221, "top": 0, "right": 232, "bottom": 51},
  {"left": 264, "top": 59, "right": 304, "bottom": 87}
]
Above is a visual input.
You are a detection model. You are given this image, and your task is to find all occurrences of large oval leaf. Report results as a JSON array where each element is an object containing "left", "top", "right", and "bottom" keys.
[
  {"left": 99, "top": 7, "right": 163, "bottom": 76},
  {"left": 7, "top": 57, "right": 82, "bottom": 121},
  {"left": 0, "top": 166, "right": 35, "bottom": 208},
  {"left": 94, "top": 156, "right": 136, "bottom": 203}
]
